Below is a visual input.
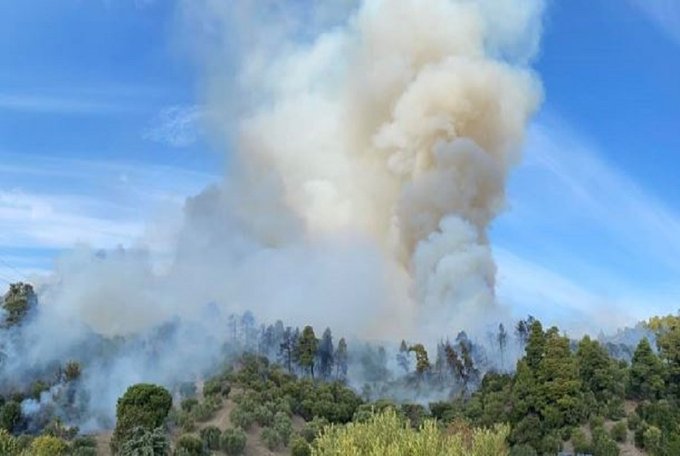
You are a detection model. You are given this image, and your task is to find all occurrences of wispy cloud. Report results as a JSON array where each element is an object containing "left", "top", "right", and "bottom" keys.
[
  {"left": 629, "top": 0, "right": 680, "bottom": 46},
  {"left": 0, "top": 93, "right": 133, "bottom": 115},
  {"left": 494, "top": 114, "right": 680, "bottom": 330},
  {"left": 0, "top": 154, "right": 219, "bottom": 281},
  {"left": 143, "top": 105, "right": 205, "bottom": 147}
]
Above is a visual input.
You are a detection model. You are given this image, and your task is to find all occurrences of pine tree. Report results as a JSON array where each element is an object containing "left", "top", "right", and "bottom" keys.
[
  {"left": 408, "top": 344, "right": 431, "bottom": 377},
  {"left": 318, "top": 328, "right": 335, "bottom": 380},
  {"left": 537, "top": 329, "right": 583, "bottom": 428},
  {"left": 295, "top": 326, "right": 319, "bottom": 378},
  {"left": 335, "top": 338, "right": 348, "bottom": 381},
  {"left": 498, "top": 323, "right": 508, "bottom": 370},
  {"left": 525, "top": 320, "right": 545, "bottom": 371},
  {"left": 396, "top": 340, "right": 411, "bottom": 373},
  {"left": 628, "top": 337, "right": 665, "bottom": 400}
]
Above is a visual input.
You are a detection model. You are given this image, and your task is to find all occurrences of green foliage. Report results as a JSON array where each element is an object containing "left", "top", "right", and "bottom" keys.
[
  {"left": 627, "top": 412, "right": 640, "bottom": 430},
  {"left": 0, "top": 401, "right": 22, "bottom": 433},
  {"left": 290, "top": 435, "right": 312, "bottom": 456},
  {"left": 203, "top": 378, "right": 230, "bottom": 398},
  {"left": 174, "top": 434, "right": 204, "bottom": 456},
  {"left": 112, "top": 384, "right": 172, "bottom": 453},
  {"left": 0, "top": 429, "right": 18, "bottom": 456},
  {"left": 274, "top": 411, "right": 293, "bottom": 446},
  {"left": 2, "top": 282, "right": 36, "bottom": 326},
  {"left": 508, "top": 444, "right": 537, "bottom": 456},
  {"left": 643, "top": 425, "right": 662, "bottom": 454},
  {"left": 611, "top": 421, "right": 627, "bottom": 442},
  {"left": 199, "top": 425, "right": 221, "bottom": 451},
  {"left": 220, "top": 428, "right": 246, "bottom": 456},
  {"left": 295, "top": 326, "right": 319, "bottom": 378},
  {"left": 29, "top": 435, "right": 69, "bottom": 456},
  {"left": 180, "top": 398, "right": 198, "bottom": 413},
  {"left": 261, "top": 426, "right": 282, "bottom": 451},
  {"left": 408, "top": 344, "right": 431, "bottom": 376},
  {"left": 118, "top": 426, "right": 170, "bottom": 456},
  {"left": 628, "top": 338, "right": 665, "bottom": 400},
  {"left": 313, "top": 408, "right": 509, "bottom": 456},
  {"left": 299, "top": 417, "right": 329, "bottom": 443},
  {"left": 72, "top": 447, "right": 98, "bottom": 456},
  {"left": 572, "top": 428, "right": 591, "bottom": 454}
]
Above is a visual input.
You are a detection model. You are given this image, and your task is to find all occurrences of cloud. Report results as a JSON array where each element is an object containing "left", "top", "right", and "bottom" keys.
[
  {"left": 143, "top": 105, "right": 204, "bottom": 147},
  {"left": 629, "top": 0, "right": 680, "bottom": 46},
  {"left": 0, "top": 93, "right": 131, "bottom": 115},
  {"left": 0, "top": 154, "right": 219, "bottom": 283},
  {"left": 493, "top": 114, "right": 680, "bottom": 330}
]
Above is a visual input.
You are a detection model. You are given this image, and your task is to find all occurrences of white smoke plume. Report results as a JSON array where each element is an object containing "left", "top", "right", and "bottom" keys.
[{"left": 1, "top": 0, "right": 544, "bottom": 427}]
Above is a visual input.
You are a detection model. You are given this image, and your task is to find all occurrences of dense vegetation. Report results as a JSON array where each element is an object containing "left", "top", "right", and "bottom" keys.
[{"left": 4, "top": 281, "right": 680, "bottom": 455}]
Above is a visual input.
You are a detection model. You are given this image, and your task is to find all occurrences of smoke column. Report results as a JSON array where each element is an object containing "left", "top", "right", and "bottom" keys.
[
  {"left": 189, "top": 0, "right": 544, "bottom": 334},
  {"left": 1, "top": 0, "right": 544, "bottom": 428}
]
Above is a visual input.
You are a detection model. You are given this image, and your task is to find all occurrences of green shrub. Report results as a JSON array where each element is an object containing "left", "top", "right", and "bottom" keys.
[
  {"left": 273, "top": 412, "right": 293, "bottom": 446},
  {"left": 181, "top": 398, "right": 199, "bottom": 413},
  {"left": 118, "top": 426, "right": 170, "bottom": 456},
  {"left": 230, "top": 407, "right": 255, "bottom": 430},
  {"left": 200, "top": 425, "right": 221, "bottom": 450},
  {"left": 314, "top": 409, "right": 508, "bottom": 455},
  {"left": 174, "top": 434, "right": 204, "bottom": 456},
  {"left": 589, "top": 415, "right": 605, "bottom": 430},
  {"left": 112, "top": 384, "right": 172, "bottom": 452},
  {"left": 72, "top": 448, "right": 98, "bottom": 456},
  {"left": 611, "top": 421, "right": 627, "bottom": 442},
  {"left": 627, "top": 412, "right": 640, "bottom": 431},
  {"left": 0, "top": 429, "right": 18, "bottom": 456},
  {"left": 643, "top": 425, "right": 662, "bottom": 454},
  {"left": 29, "top": 435, "right": 69, "bottom": 456},
  {"left": 509, "top": 444, "right": 537, "bottom": 456},
  {"left": 254, "top": 404, "right": 274, "bottom": 427},
  {"left": 572, "top": 428, "right": 591, "bottom": 454},
  {"left": 0, "top": 401, "right": 22, "bottom": 433},
  {"left": 299, "top": 417, "right": 328, "bottom": 443},
  {"left": 261, "top": 427, "right": 282, "bottom": 451},
  {"left": 290, "top": 435, "right": 311, "bottom": 456},
  {"left": 220, "top": 428, "right": 246, "bottom": 456}
]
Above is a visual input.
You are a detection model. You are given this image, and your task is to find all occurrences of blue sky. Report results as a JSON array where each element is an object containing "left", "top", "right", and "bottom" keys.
[{"left": 1, "top": 0, "right": 679, "bottom": 331}]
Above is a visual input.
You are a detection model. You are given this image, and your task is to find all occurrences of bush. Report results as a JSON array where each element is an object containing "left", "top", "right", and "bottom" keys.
[
  {"left": 261, "top": 427, "right": 282, "bottom": 451},
  {"left": 118, "top": 427, "right": 170, "bottom": 456},
  {"left": 589, "top": 415, "right": 605, "bottom": 430},
  {"left": 0, "top": 429, "right": 18, "bottom": 456},
  {"left": 181, "top": 398, "right": 199, "bottom": 413},
  {"left": 112, "top": 384, "right": 172, "bottom": 452},
  {"left": 314, "top": 409, "right": 509, "bottom": 455},
  {"left": 29, "top": 435, "right": 69, "bottom": 456},
  {"left": 643, "top": 425, "right": 662, "bottom": 454},
  {"left": 273, "top": 411, "right": 293, "bottom": 446},
  {"left": 200, "top": 425, "right": 221, "bottom": 450},
  {"left": 254, "top": 404, "right": 274, "bottom": 427},
  {"left": 611, "top": 421, "right": 627, "bottom": 442},
  {"left": 221, "top": 428, "right": 246, "bottom": 456},
  {"left": 0, "top": 401, "right": 22, "bottom": 433},
  {"left": 627, "top": 412, "right": 640, "bottom": 431},
  {"left": 509, "top": 444, "right": 537, "bottom": 456},
  {"left": 299, "top": 417, "right": 329, "bottom": 443},
  {"left": 174, "top": 434, "right": 204, "bottom": 456},
  {"left": 290, "top": 435, "right": 311, "bottom": 456},
  {"left": 72, "top": 436, "right": 97, "bottom": 449},
  {"left": 230, "top": 408, "right": 255, "bottom": 430},
  {"left": 203, "top": 379, "right": 231, "bottom": 398},
  {"left": 592, "top": 427, "right": 620, "bottom": 456},
  {"left": 572, "top": 428, "right": 591, "bottom": 454},
  {"left": 72, "top": 448, "right": 98, "bottom": 456}
]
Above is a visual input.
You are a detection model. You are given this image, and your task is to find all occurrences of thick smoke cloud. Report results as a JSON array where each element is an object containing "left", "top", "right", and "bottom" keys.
[{"left": 1, "top": 0, "right": 544, "bottom": 428}]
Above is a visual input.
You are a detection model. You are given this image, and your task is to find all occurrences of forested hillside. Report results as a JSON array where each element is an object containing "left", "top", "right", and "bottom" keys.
[{"left": 2, "top": 283, "right": 680, "bottom": 455}]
